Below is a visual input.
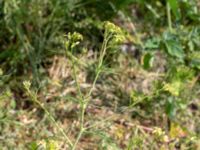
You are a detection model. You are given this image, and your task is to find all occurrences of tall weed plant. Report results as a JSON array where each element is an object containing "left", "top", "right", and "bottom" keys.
[{"left": 23, "top": 22, "right": 126, "bottom": 149}]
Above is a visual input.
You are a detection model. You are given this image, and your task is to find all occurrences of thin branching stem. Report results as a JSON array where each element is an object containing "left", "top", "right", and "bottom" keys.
[
  {"left": 25, "top": 88, "right": 73, "bottom": 148},
  {"left": 71, "top": 32, "right": 113, "bottom": 150}
]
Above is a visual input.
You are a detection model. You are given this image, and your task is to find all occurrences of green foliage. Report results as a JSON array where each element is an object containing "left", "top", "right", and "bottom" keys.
[
  {"left": 168, "top": 0, "right": 181, "bottom": 19},
  {"left": 163, "top": 31, "right": 184, "bottom": 59},
  {"left": 142, "top": 52, "right": 154, "bottom": 69},
  {"left": 77, "top": 0, "right": 135, "bottom": 20}
]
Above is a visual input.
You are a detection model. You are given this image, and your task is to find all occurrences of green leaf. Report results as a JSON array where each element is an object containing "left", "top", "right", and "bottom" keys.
[
  {"left": 168, "top": 0, "right": 181, "bottom": 19},
  {"left": 188, "top": 52, "right": 200, "bottom": 69},
  {"left": 163, "top": 32, "right": 184, "bottom": 58},
  {"left": 142, "top": 52, "right": 154, "bottom": 70},
  {"left": 144, "top": 37, "right": 160, "bottom": 49},
  {"left": 165, "top": 40, "right": 184, "bottom": 58},
  {"left": 166, "top": 97, "right": 176, "bottom": 119},
  {"left": 28, "top": 142, "right": 38, "bottom": 150}
]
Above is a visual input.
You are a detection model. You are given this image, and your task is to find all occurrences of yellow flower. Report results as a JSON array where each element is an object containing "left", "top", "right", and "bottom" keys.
[
  {"left": 65, "top": 32, "right": 83, "bottom": 49},
  {"left": 104, "top": 21, "right": 126, "bottom": 44},
  {"left": 104, "top": 21, "right": 122, "bottom": 34},
  {"left": 23, "top": 80, "right": 31, "bottom": 90},
  {"left": 163, "top": 81, "right": 181, "bottom": 96}
]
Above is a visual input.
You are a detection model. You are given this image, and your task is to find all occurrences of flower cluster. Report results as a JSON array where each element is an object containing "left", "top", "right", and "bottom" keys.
[
  {"left": 23, "top": 80, "right": 31, "bottom": 90},
  {"left": 65, "top": 32, "right": 83, "bottom": 50},
  {"left": 104, "top": 21, "right": 126, "bottom": 44},
  {"left": 152, "top": 127, "right": 169, "bottom": 142}
]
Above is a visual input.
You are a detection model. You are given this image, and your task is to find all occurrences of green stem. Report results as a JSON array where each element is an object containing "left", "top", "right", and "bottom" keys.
[
  {"left": 87, "top": 33, "right": 112, "bottom": 99},
  {"left": 71, "top": 32, "right": 111, "bottom": 150},
  {"left": 26, "top": 89, "right": 73, "bottom": 148},
  {"left": 167, "top": 2, "right": 173, "bottom": 32},
  {"left": 70, "top": 49, "right": 86, "bottom": 150}
]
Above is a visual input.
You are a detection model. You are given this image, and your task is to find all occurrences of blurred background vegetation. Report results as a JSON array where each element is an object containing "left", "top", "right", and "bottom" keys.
[{"left": 0, "top": 0, "right": 200, "bottom": 149}]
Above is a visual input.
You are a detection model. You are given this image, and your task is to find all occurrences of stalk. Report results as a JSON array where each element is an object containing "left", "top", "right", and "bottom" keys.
[
  {"left": 167, "top": 2, "right": 173, "bottom": 32},
  {"left": 71, "top": 32, "right": 112, "bottom": 150},
  {"left": 24, "top": 87, "right": 73, "bottom": 148}
]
